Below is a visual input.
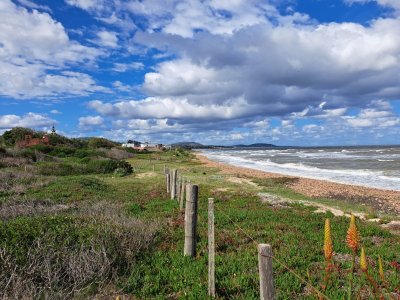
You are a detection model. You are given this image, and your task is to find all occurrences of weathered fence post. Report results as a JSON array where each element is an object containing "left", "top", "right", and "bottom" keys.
[
  {"left": 171, "top": 169, "right": 177, "bottom": 200},
  {"left": 163, "top": 164, "right": 166, "bottom": 174},
  {"left": 179, "top": 178, "right": 185, "bottom": 210},
  {"left": 169, "top": 170, "right": 173, "bottom": 196},
  {"left": 184, "top": 184, "right": 198, "bottom": 257},
  {"left": 166, "top": 173, "right": 170, "bottom": 193},
  {"left": 177, "top": 175, "right": 181, "bottom": 201},
  {"left": 258, "top": 244, "right": 275, "bottom": 300},
  {"left": 208, "top": 198, "right": 215, "bottom": 297}
]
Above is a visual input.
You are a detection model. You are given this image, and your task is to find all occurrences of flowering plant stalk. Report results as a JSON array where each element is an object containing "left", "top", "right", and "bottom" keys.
[
  {"left": 346, "top": 215, "right": 359, "bottom": 300},
  {"left": 321, "top": 218, "right": 333, "bottom": 295}
]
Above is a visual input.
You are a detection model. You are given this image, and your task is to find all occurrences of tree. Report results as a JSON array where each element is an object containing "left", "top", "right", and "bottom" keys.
[{"left": 2, "top": 127, "right": 38, "bottom": 145}]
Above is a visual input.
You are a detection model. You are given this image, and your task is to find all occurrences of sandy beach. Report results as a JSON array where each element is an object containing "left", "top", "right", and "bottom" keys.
[{"left": 195, "top": 153, "right": 400, "bottom": 215}]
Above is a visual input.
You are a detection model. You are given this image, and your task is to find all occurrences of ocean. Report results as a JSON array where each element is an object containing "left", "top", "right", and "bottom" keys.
[{"left": 200, "top": 146, "right": 400, "bottom": 191}]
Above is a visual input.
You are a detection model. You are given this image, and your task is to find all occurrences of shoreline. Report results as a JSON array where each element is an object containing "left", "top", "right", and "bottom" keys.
[{"left": 195, "top": 153, "right": 400, "bottom": 215}]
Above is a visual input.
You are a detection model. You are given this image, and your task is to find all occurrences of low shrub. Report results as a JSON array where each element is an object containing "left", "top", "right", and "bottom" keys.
[
  {"left": 79, "top": 177, "right": 108, "bottom": 191},
  {"left": 0, "top": 215, "right": 158, "bottom": 299},
  {"left": 0, "top": 170, "right": 50, "bottom": 195},
  {"left": 114, "top": 167, "right": 128, "bottom": 177},
  {"left": 0, "top": 156, "right": 31, "bottom": 167},
  {"left": 35, "top": 159, "right": 133, "bottom": 176},
  {"left": 35, "top": 162, "right": 87, "bottom": 176},
  {"left": 86, "top": 159, "right": 133, "bottom": 175},
  {"left": 74, "top": 148, "right": 102, "bottom": 159},
  {"left": 48, "top": 146, "right": 76, "bottom": 157}
]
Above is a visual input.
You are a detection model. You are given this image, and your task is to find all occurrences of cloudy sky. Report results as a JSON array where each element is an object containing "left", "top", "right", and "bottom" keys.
[{"left": 1, "top": 0, "right": 400, "bottom": 146}]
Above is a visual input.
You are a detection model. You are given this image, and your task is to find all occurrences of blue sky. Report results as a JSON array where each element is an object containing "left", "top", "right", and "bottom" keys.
[{"left": 0, "top": 0, "right": 400, "bottom": 146}]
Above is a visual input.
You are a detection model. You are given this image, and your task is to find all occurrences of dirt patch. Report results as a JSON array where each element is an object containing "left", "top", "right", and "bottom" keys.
[
  {"left": 213, "top": 188, "right": 230, "bottom": 192},
  {"left": 227, "top": 177, "right": 261, "bottom": 188},
  {"left": 136, "top": 172, "right": 157, "bottom": 178},
  {"left": 381, "top": 221, "right": 400, "bottom": 235},
  {"left": 258, "top": 192, "right": 354, "bottom": 217}
]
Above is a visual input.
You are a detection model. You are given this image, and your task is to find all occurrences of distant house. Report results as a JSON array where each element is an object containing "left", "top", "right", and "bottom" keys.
[
  {"left": 16, "top": 134, "right": 50, "bottom": 148},
  {"left": 122, "top": 140, "right": 166, "bottom": 151}
]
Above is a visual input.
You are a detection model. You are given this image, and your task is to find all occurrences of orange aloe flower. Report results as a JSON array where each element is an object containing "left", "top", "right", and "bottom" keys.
[
  {"left": 346, "top": 215, "right": 359, "bottom": 252},
  {"left": 324, "top": 218, "right": 333, "bottom": 260}
]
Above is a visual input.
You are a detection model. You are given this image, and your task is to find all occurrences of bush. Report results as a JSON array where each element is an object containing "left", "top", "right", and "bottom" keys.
[
  {"left": 74, "top": 148, "right": 101, "bottom": 159},
  {"left": 114, "top": 167, "right": 128, "bottom": 177},
  {"left": 0, "top": 215, "right": 158, "bottom": 299},
  {"left": 0, "top": 170, "right": 50, "bottom": 196},
  {"left": 88, "top": 138, "right": 118, "bottom": 149},
  {"left": 2, "top": 127, "right": 39, "bottom": 146},
  {"left": 86, "top": 159, "right": 133, "bottom": 175},
  {"left": 35, "top": 159, "right": 133, "bottom": 176}
]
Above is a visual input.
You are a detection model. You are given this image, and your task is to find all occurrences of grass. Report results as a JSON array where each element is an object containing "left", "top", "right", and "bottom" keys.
[{"left": 0, "top": 150, "right": 399, "bottom": 299}]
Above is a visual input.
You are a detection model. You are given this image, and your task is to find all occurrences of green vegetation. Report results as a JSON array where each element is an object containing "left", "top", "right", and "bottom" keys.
[{"left": 0, "top": 129, "right": 398, "bottom": 299}]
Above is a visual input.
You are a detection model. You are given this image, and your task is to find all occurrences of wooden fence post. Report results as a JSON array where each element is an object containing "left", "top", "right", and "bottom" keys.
[
  {"left": 258, "top": 244, "right": 275, "bottom": 300},
  {"left": 169, "top": 170, "right": 173, "bottom": 196},
  {"left": 171, "top": 169, "right": 177, "bottom": 200},
  {"left": 179, "top": 178, "right": 185, "bottom": 210},
  {"left": 184, "top": 184, "right": 198, "bottom": 257},
  {"left": 177, "top": 175, "right": 181, "bottom": 201},
  {"left": 163, "top": 164, "right": 166, "bottom": 174},
  {"left": 208, "top": 198, "right": 215, "bottom": 297},
  {"left": 166, "top": 173, "right": 170, "bottom": 193}
]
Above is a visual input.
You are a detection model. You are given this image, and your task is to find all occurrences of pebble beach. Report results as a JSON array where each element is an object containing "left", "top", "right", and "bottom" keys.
[{"left": 195, "top": 153, "right": 400, "bottom": 215}]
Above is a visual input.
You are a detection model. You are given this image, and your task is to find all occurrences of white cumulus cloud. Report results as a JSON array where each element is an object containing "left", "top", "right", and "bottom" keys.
[
  {"left": 0, "top": 112, "right": 54, "bottom": 129},
  {"left": 79, "top": 115, "right": 104, "bottom": 128}
]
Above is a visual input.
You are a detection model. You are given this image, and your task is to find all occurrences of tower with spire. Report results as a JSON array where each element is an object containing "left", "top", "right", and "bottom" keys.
[{"left": 51, "top": 124, "right": 56, "bottom": 135}]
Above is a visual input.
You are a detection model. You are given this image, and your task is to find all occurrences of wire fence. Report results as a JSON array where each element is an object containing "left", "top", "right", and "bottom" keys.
[
  {"left": 160, "top": 165, "right": 332, "bottom": 299},
  {"left": 216, "top": 205, "right": 331, "bottom": 300}
]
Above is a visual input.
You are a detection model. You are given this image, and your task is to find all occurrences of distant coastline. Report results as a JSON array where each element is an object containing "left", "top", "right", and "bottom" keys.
[
  {"left": 195, "top": 152, "right": 400, "bottom": 215},
  {"left": 198, "top": 146, "right": 400, "bottom": 192}
]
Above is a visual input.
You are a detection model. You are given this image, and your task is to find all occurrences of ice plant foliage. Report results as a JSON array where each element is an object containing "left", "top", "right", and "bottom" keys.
[{"left": 346, "top": 215, "right": 359, "bottom": 252}]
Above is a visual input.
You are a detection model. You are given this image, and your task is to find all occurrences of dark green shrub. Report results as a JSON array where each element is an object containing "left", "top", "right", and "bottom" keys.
[
  {"left": 18, "top": 149, "right": 37, "bottom": 162},
  {"left": 79, "top": 177, "right": 108, "bottom": 191},
  {"left": 0, "top": 147, "right": 6, "bottom": 157},
  {"left": 114, "top": 167, "right": 128, "bottom": 177},
  {"left": 88, "top": 138, "right": 118, "bottom": 149},
  {"left": 49, "top": 146, "right": 76, "bottom": 157},
  {"left": 74, "top": 148, "right": 101, "bottom": 158},
  {"left": 86, "top": 159, "right": 132, "bottom": 174},
  {"left": 80, "top": 157, "right": 91, "bottom": 164}
]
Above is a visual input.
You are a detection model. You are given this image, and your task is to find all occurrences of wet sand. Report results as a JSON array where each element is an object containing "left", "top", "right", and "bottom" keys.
[{"left": 195, "top": 153, "right": 400, "bottom": 215}]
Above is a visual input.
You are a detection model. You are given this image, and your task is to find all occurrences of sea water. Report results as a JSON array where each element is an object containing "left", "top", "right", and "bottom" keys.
[{"left": 200, "top": 146, "right": 400, "bottom": 191}]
